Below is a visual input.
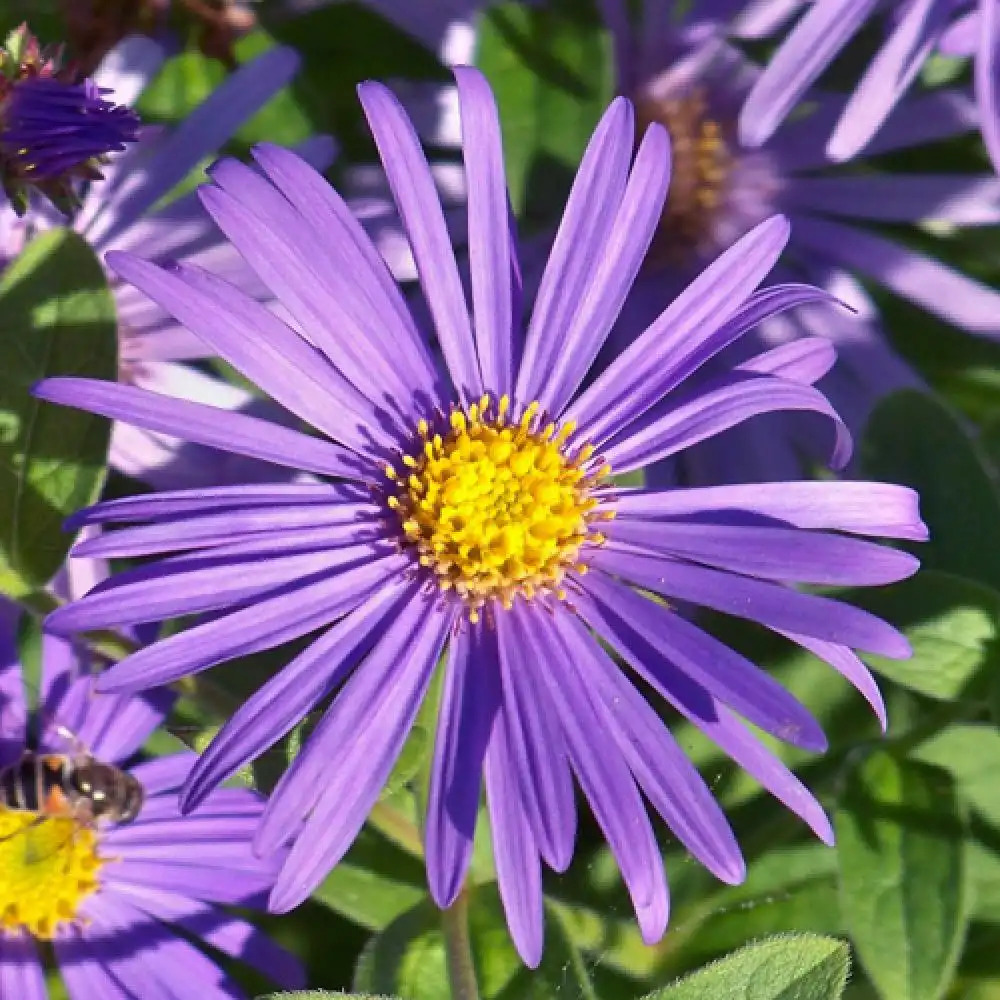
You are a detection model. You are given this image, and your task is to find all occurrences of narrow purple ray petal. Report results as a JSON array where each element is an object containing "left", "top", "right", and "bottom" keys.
[
  {"left": 788, "top": 174, "right": 1000, "bottom": 225},
  {"left": 104, "top": 883, "right": 304, "bottom": 990},
  {"left": 72, "top": 502, "right": 381, "bottom": 559},
  {"left": 0, "top": 934, "right": 45, "bottom": 1000},
  {"left": 107, "top": 252, "right": 394, "bottom": 452},
  {"left": 54, "top": 932, "right": 132, "bottom": 1000},
  {"left": 358, "top": 81, "right": 482, "bottom": 401},
  {"left": 736, "top": 337, "right": 837, "bottom": 384},
  {"left": 251, "top": 142, "right": 440, "bottom": 392},
  {"left": 485, "top": 708, "right": 544, "bottom": 969},
  {"left": 67, "top": 482, "right": 361, "bottom": 529},
  {"left": 826, "top": 0, "right": 950, "bottom": 162},
  {"left": 565, "top": 216, "right": 790, "bottom": 442},
  {"left": 33, "top": 378, "right": 369, "bottom": 480},
  {"left": 591, "top": 547, "right": 911, "bottom": 657},
  {"left": 80, "top": 688, "right": 174, "bottom": 765},
  {"left": 516, "top": 97, "right": 635, "bottom": 406},
  {"left": 181, "top": 580, "right": 414, "bottom": 813},
  {"left": 527, "top": 605, "right": 669, "bottom": 943},
  {"left": 455, "top": 67, "right": 515, "bottom": 395},
  {"left": 128, "top": 753, "right": 197, "bottom": 796},
  {"left": 426, "top": 621, "right": 502, "bottom": 907},
  {"left": 135, "top": 787, "right": 263, "bottom": 824},
  {"left": 496, "top": 610, "right": 577, "bottom": 872},
  {"left": 777, "top": 628, "right": 887, "bottom": 730},
  {"left": 608, "top": 481, "right": 927, "bottom": 539},
  {"left": 573, "top": 582, "right": 834, "bottom": 843},
  {"left": 553, "top": 611, "right": 745, "bottom": 884},
  {"left": 977, "top": 0, "right": 1000, "bottom": 174},
  {"left": 199, "top": 167, "right": 426, "bottom": 419},
  {"left": 107, "top": 859, "right": 278, "bottom": 903},
  {"left": 94, "top": 553, "right": 409, "bottom": 692},
  {"left": 267, "top": 595, "right": 454, "bottom": 911},
  {"left": 580, "top": 572, "right": 827, "bottom": 750},
  {"left": 738, "top": 0, "right": 880, "bottom": 147},
  {"left": 90, "top": 46, "right": 300, "bottom": 246},
  {"left": 606, "top": 519, "right": 920, "bottom": 585},
  {"left": 791, "top": 213, "right": 1000, "bottom": 335},
  {"left": 603, "top": 372, "right": 851, "bottom": 474},
  {"left": 49, "top": 541, "right": 384, "bottom": 632},
  {"left": 537, "top": 122, "right": 672, "bottom": 414},
  {"left": 104, "top": 814, "right": 262, "bottom": 848}
]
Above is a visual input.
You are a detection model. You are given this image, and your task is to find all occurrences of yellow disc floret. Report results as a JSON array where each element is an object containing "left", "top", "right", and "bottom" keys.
[
  {"left": 387, "top": 395, "right": 612, "bottom": 619},
  {"left": 0, "top": 807, "right": 102, "bottom": 939}
]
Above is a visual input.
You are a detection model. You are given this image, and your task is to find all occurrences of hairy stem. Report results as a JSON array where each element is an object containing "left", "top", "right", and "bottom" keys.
[{"left": 441, "top": 888, "right": 480, "bottom": 1000}]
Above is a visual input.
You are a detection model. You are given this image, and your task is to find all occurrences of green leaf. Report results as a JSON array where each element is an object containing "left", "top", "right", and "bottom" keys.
[
  {"left": 475, "top": 0, "right": 614, "bottom": 227},
  {"left": 861, "top": 390, "right": 1000, "bottom": 591},
  {"left": 845, "top": 571, "right": 1000, "bottom": 701},
  {"left": 258, "top": 993, "right": 400, "bottom": 999},
  {"left": 0, "top": 228, "right": 116, "bottom": 597},
  {"left": 913, "top": 725, "right": 1000, "bottom": 828},
  {"left": 836, "top": 752, "right": 969, "bottom": 1000},
  {"left": 642, "top": 934, "right": 850, "bottom": 999}
]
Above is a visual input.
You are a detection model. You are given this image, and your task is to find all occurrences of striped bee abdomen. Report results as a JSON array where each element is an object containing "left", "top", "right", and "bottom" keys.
[{"left": 0, "top": 754, "right": 73, "bottom": 816}]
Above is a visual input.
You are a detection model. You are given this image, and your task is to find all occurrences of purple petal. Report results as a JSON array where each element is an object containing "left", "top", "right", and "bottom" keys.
[
  {"left": 496, "top": 610, "right": 577, "bottom": 872},
  {"left": 827, "top": 0, "right": 950, "bottom": 162},
  {"left": 977, "top": 0, "right": 1000, "bottom": 174},
  {"left": 606, "top": 519, "right": 920, "bottom": 585},
  {"left": 790, "top": 213, "right": 1000, "bottom": 335},
  {"left": 485, "top": 706, "right": 545, "bottom": 968},
  {"left": 573, "top": 583, "right": 834, "bottom": 843},
  {"left": 426, "top": 620, "right": 502, "bottom": 907},
  {"left": 358, "top": 81, "right": 481, "bottom": 401},
  {"left": 0, "top": 934, "right": 45, "bottom": 1000},
  {"left": 608, "top": 481, "right": 928, "bottom": 539},
  {"left": 455, "top": 67, "right": 515, "bottom": 395},
  {"left": 267, "top": 593, "right": 454, "bottom": 911},
  {"left": 94, "top": 553, "right": 409, "bottom": 692},
  {"left": 553, "top": 611, "right": 745, "bottom": 884},
  {"left": 590, "top": 547, "right": 911, "bottom": 657},
  {"left": 738, "top": 0, "right": 880, "bottom": 147},
  {"left": 579, "top": 572, "right": 828, "bottom": 750},
  {"left": 181, "top": 580, "right": 415, "bottom": 813},
  {"left": 565, "top": 216, "right": 790, "bottom": 443},
  {"left": 54, "top": 932, "right": 132, "bottom": 1000},
  {"left": 106, "top": 858, "right": 277, "bottom": 904},
  {"left": 536, "top": 122, "right": 672, "bottom": 415},
  {"left": 128, "top": 753, "right": 197, "bottom": 796},
  {"left": 516, "top": 97, "right": 635, "bottom": 407},
  {"left": 33, "top": 378, "right": 369, "bottom": 480},
  {"left": 107, "top": 252, "right": 394, "bottom": 453},
  {"left": 78, "top": 687, "right": 174, "bottom": 765},
  {"left": 526, "top": 605, "right": 669, "bottom": 944},
  {"left": 602, "top": 372, "right": 852, "bottom": 474}
]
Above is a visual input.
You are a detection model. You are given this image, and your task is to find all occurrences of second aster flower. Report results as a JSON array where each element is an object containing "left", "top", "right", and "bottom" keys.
[{"left": 35, "top": 68, "right": 926, "bottom": 966}]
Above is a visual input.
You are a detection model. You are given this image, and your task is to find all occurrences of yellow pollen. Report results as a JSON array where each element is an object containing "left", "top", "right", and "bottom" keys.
[
  {"left": 388, "top": 399, "right": 611, "bottom": 613},
  {"left": 635, "top": 87, "right": 732, "bottom": 262},
  {"left": 0, "top": 808, "right": 103, "bottom": 939}
]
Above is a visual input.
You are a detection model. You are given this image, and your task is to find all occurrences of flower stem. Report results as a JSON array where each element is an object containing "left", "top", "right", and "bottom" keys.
[{"left": 441, "top": 888, "right": 480, "bottom": 1000}]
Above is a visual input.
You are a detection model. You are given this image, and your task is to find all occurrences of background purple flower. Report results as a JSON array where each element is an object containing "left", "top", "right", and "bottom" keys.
[
  {"left": 0, "top": 597, "right": 304, "bottom": 1000},
  {"left": 33, "top": 69, "right": 925, "bottom": 966}
]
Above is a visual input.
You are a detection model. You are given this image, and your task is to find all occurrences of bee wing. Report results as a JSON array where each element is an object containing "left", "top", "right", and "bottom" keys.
[{"left": 1, "top": 815, "right": 75, "bottom": 867}]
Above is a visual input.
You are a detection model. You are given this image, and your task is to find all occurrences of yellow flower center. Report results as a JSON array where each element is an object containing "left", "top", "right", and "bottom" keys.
[
  {"left": 387, "top": 395, "right": 612, "bottom": 620},
  {"left": 0, "top": 808, "right": 102, "bottom": 939},
  {"left": 636, "top": 88, "right": 731, "bottom": 262}
]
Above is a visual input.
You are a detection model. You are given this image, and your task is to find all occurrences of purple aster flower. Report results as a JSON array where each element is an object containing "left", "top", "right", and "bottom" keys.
[
  {"left": 589, "top": 0, "right": 1000, "bottom": 480},
  {"left": 34, "top": 68, "right": 926, "bottom": 966},
  {"left": 1, "top": 34, "right": 349, "bottom": 490},
  {"left": 0, "top": 25, "right": 138, "bottom": 215},
  {"left": 0, "top": 598, "right": 304, "bottom": 999},
  {"left": 738, "top": 0, "right": 1000, "bottom": 173}
]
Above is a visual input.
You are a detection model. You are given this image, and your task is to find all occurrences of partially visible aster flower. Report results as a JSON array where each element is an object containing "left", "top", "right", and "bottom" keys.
[
  {"left": 0, "top": 598, "right": 305, "bottom": 999},
  {"left": 35, "top": 69, "right": 925, "bottom": 966},
  {"left": 595, "top": 0, "right": 1000, "bottom": 480},
  {"left": 1, "top": 35, "right": 342, "bottom": 490},
  {"left": 739, "top": 0, "right": 1000, "bottom": 172},
  {"left": 0, "top": 25, "right": 138, "bottom": 215}
]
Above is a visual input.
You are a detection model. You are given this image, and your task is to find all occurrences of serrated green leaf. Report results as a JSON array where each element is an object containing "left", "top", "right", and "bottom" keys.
[
  {"left": 643, "top": 934, "right": 850, "bottom": 1000},
  {"left": 0, "top": 228, "right": 116, "bottom": 597},
  {"left": 861, "top": 390, "right": 1000, "bottom": 591},
  {"left": 836, "top": 752, "right": 969, "bottom": 1000},
  {"left": 845, "top": 571, "right": 1000, "bottom": 701},
  {"left": 475, "top": 0, "right": 614, "bottom": 227}
]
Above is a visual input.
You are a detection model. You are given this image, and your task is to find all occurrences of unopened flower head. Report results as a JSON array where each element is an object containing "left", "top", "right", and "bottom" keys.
[
  {"left": 0, "top": 24, "right": 138, "bottom": 215},
  {"left": 35, "top": 67, "right": 926, "bottom": 966}
]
